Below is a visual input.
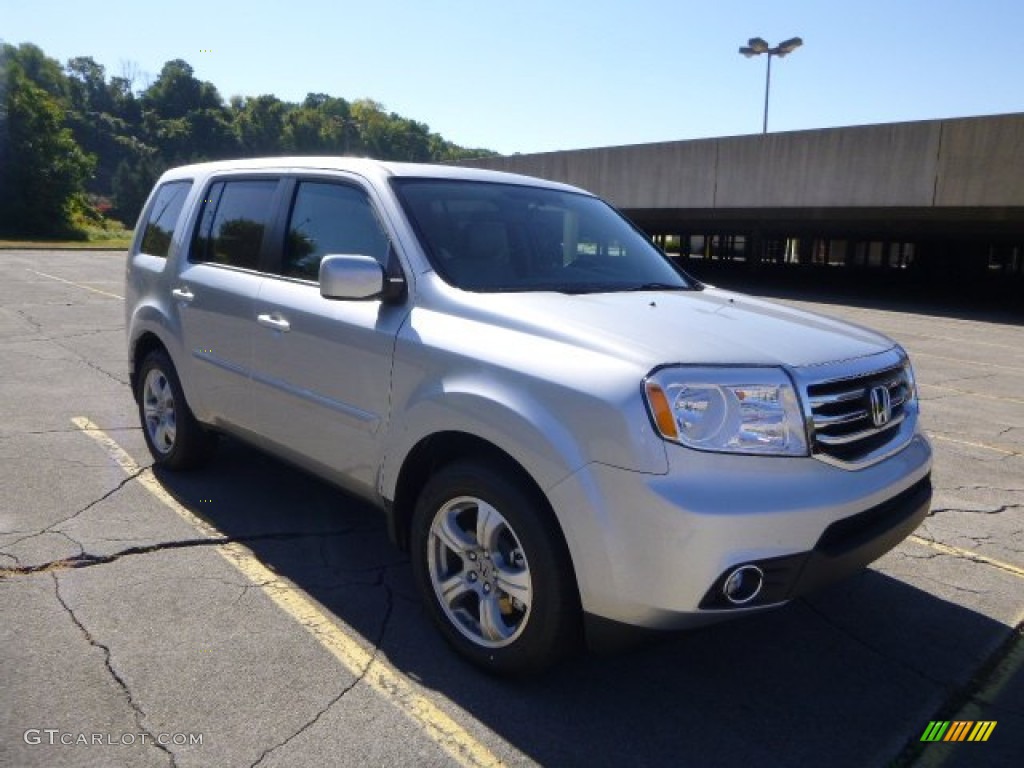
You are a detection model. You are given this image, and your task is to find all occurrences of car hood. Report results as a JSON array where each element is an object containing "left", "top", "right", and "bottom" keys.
[{"left": 447, "top": 286, "right": 895, "bottom": 370}]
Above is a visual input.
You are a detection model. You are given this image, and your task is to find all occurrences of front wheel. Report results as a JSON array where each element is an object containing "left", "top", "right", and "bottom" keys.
[{"left": 411, "top": 460, "right": 580, "bottom": 675}]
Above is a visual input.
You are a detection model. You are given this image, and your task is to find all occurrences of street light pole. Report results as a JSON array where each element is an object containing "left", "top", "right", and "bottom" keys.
[{"left": 739, "top": 37, "right": 802, "bottom": 134}]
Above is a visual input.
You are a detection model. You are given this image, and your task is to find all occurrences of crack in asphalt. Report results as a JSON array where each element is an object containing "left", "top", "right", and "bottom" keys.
[
  {"left": 908, "top": 532, "right": 1024, "bottom": 578},
  {"left": 943, "top": 484, "right": 1024, "bottom": 494},
  {"left": 229, "top": 578, "right": 280, "bottom": 606},
  {"left": 928, "top": 503, "right": 1023, "bottom": 516},
  {"left": 0, "top": 426, "right": 141, "bottom": 441},
  {"left": 0, "top": 530, "right": 373, "bottom": 579},
  {"left": 318, "top": 533, "right": 410, "bottom": 580},
  {"left": 799, "top": 598, "right": 946, "bottom": 688},
  {"left": 948, "top": 537, "right": 1004, "bottom": 553},
  {"left": 13, "top": 308, "right": 44, "bottom": 333},
  {"left": 0, "top": 326, "right": 124, "bottom": 346},
  {"left": 249, "top": 577, "right": 396, "bottom": 768},
  {"left": 51, "top": 529, "right": 87, "bottom": 559},
  {"left": 52, "top": 572, "right": 177, "bottom": 768},
  {"left": 13, "top": 307, "right": 128, "bottom": 386},
  {"left": 0, "top": 466, "right": 151, "bottom": 556},
  {"left": 915, "top": 573, "right": 989, "bottom": 596},
  {"left": 73, "top": 353, "right": 130, "bottom": 386},
  {"left": 895, "top": 548, "right": 942, "bottom": 561},
  {"left": 43, "top": 326, "right": 125, "bottom": 341},
  {"left": 0, "top": 455, "right": 121, "bottom": 470},
  {"left": 0, "top": 550, "right": 20, "bottom": 565}
]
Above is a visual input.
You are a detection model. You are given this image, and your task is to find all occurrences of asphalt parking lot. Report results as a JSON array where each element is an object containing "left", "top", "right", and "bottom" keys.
[{"left": 1, "top": 250, "right": 1021, "bottom": 768}]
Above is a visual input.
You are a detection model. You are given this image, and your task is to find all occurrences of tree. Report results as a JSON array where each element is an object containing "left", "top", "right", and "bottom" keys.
[
  {"left": 112, "top": 147, "right": 165, "bottom": 225},
  {"left": 66, "top": 56, "right": 133, "bottom": 196},
  {"left": 383, "top": 115, "right": 431, "bottom": 162},
  {"left": 234, "top": 94, "right": 286, "bottom": 155},
  {"left": 0, "top": 60, "right": 95, "bottom": 236},
  {"left": 283, "top": 106, "right": 329, "bottom": 153},
  {"left": 187, "top": 105, "right": 236, "bottom": 158},
  {"left": 4, "top": 42, "right": 67, "bottom": 101},
  {"left": 349, "top": 98, "right": 389, "bottom": 156},
  {"left": 1, "top": 42, "right": 498, "bottom": 237},
  {"left": 139, "top": 59, "right": 234, "bottom": 163},
  {"left": 141, "top": 59, "right": 202, "bottom": 120},
  {"left": 282, "top": 94, "right": 355, "bottom": 154},
  {"left": 67, "top": 56, "right": 114, "bottom": 114}
]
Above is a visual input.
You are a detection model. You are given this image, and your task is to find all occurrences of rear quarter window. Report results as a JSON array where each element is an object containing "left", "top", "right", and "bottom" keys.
[{"left": 139, "top": 181, "right": 193, "bottom": 258}]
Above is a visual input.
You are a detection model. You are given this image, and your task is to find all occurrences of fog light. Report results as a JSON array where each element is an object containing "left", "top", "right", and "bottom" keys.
[{"left": 722, "top": 565, "right": 764, "bottom": 605}]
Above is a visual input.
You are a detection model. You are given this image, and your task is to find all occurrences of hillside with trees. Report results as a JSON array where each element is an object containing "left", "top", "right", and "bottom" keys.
[{"left": 0, "top": 42, "right": 496, "bottom": 239}]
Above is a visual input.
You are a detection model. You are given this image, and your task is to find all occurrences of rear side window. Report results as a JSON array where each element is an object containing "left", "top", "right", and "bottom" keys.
[
  {"left": 193, "top": 179, "right": 278, "bottom": 270},
  {"left": 282, "top": 181, "right": 390, "bottom": 280},
  {"left": 139, "top": 181, "right": 192, "bottom": 258}
]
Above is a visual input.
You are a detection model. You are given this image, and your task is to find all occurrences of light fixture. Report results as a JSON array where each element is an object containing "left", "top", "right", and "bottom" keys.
[{"left": 738, "top": 36, "right": 804, "bottom": 132}]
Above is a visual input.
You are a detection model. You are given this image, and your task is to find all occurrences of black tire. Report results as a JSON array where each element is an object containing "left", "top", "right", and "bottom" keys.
[
  {"left": 410, "top": 459, "right": 581, "bottom": 675},
  {"left": 136, "top": 349, "right": 218, "bottom": 470}
]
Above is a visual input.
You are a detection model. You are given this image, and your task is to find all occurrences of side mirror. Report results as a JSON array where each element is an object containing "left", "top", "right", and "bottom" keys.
[{"left": 319, "top": 254, "right": 386, "bottom": 300}]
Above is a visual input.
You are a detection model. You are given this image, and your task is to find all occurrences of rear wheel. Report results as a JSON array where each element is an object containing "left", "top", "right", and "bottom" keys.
[
  {"left": 137, "top": 350, "right": 217, "bottom": 469},
  {"left": 411, "top": 459, "right": 580, "bottom": 675}
]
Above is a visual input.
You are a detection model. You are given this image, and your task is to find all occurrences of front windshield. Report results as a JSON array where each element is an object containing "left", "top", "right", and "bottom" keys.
[{"left": 392, "top": 178, "right": 696, "bottom": 293}]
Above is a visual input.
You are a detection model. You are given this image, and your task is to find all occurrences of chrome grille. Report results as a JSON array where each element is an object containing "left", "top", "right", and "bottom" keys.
[{"left": 807, "top": 365, "right": 911, "bottom": 466}]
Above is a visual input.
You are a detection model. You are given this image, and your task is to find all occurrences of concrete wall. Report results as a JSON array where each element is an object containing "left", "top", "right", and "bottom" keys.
[
  {"left": 714, "top": 121, "right": 939, "bottom": 207},
  {"left": 464, "top": 113, "right": 1024, "bottom": 211},
  {"left": 934, "top": 114, "right": 1024, "bottom": 206}
]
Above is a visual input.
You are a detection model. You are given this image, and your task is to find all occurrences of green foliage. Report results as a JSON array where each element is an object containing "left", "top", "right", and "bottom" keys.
[
  {"left": 6, "top": 43, "right": 67, "bottom": 101},
  {"left": 234, "top": 94, "right": 287, "bottom": 154},
  {"left": 0, "top": 49, "right": 96, "bottom": 237},
  {"left": 141, "top": 59, "right": 216, "bottom": 119},
  {"left": 0, "top": 41, "right": 499, "bottom": 238},
  {"left": 112, "top": 153, "right": 165, "bottom": 226}
]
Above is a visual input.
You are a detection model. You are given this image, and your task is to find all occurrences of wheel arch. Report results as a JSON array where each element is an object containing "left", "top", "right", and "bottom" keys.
[
  {"left": 388, "top": 431, "right": 574, "bottom": 581},
  {"left": 129, "top": 331, "right": 169, "bottom": 401}
]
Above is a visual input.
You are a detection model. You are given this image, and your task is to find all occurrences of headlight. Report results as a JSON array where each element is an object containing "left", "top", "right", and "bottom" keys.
[
  {"left": 899, "top": 348, "right": 919, "bottom": 406},
  {"left": 644, "top": 367, "right": 808, "bottom": 456}
]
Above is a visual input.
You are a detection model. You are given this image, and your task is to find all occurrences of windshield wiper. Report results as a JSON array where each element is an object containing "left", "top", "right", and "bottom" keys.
[
  {"left": 538, "top": 282, "right": 693, "bottom": 294},
  {"left": 470, "top": 283, "right": 694, "bottom": 295},
  {"left": 619, "top": 282, "right": 691, "bottom": 292}
]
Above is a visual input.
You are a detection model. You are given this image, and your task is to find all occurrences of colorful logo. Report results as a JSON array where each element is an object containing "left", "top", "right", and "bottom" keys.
[{"left": 920, "top": 721, "right": 996, "bottom": 742}]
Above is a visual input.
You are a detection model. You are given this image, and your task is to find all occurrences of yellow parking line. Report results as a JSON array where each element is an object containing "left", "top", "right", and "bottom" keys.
[
  {"left": 904, "top": 332, "right": 1024, "bottom": 353},
  {"left": 71, "top": 416, "right": 504, "bottom": 768},
  {"left": 26, "top": 269, "right": 124, "bottom": 300},
  {"left": 927, "top": 433, "right": 1019, "bottom": 457},
  {"left": 912, "top": 352, "right": 1024, "bottom": 375},
  {"left": 909, "top": 613, "right": 1024, "bottom": 768},
  {"left": 919, "top": 383, "right": 1024, "bottom": 406},
  {"left": 908, "top": 535, "right": 1024, "bottom": 580}
]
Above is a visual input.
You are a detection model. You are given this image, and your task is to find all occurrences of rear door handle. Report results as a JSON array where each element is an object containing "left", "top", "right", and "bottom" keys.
[
  {"left": 171, "top": 287, "right": 194, "bottom": 302},
  {"left": 257, "top": 313, "right": 291, "bottom": 332}
]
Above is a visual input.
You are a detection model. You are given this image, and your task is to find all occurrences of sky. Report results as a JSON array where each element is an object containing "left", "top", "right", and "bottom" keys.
[{"left": 3, "top": 0, "right": 1022, "bottom": 155}]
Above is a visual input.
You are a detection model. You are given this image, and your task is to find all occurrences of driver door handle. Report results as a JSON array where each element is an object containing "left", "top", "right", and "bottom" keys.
[{"left": 257, "top": 313, "right": 291, "bottom": 332}]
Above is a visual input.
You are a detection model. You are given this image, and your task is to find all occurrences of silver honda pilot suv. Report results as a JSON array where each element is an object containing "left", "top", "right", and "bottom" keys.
[{"left": 126, "top": 158, "right": 932, "bottom": 673}]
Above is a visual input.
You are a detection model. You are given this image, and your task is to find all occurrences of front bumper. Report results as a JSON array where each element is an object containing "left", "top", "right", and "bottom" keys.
[
  {"left": 696, "top": 474, "right": 931, "bottom": 609},
  {"left": 546, "top": 432, "right": 932, "bottom": 630}
]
